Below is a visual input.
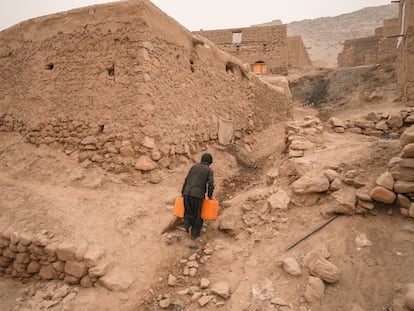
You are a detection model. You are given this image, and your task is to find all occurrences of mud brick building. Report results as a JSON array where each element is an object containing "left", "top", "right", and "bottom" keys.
[
  {"left": 287, "top": 36, "right": 312, "bottom": 69},
  {"left": 338, "top": 18, "right": 399, "bottom": 68},
  {"left": 194, "top": 25, "right": 310, "bottom": 75},
  {"left": 397, "top": 0, "right": 414, "bottom": 107}
]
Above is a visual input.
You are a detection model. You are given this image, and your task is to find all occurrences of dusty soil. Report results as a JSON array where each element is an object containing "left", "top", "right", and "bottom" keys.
[
  {"left": 1, "top": 83, "right": 414, "bottom": 311},
  {"left": 1, "top": 2, "right": 414, "bottom": 311}
]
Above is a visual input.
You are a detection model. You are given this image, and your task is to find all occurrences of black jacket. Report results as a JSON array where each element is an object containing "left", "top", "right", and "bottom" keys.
[{"left": 181, "top": 162, "right": 214, "bottom": 199}]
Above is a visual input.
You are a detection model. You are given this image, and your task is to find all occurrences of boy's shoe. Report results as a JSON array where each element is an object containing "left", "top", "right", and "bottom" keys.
[{"left": 177, "top": 224, "right": 190, "bottom": 233}]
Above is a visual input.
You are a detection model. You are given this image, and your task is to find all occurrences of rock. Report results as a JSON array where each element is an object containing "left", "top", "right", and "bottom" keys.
[
  {"left": 402, "top": 143, "right": 414, "bottom": 158},
  {"left": 134, "top": 156, "right": 158, "bottom": 171},
  {"left": 198, "top": 295, "right": 212, "bottom": 307},
  {"left": 265, "top": 167, "right": 279, "bottom": 185},
  {"left": 358, "top": 199, "right": 374, "bottom": 210},
  {"left": 80, "top": 275, "right": 93, "bottom": 288},
  {"left": 303, "top": 246, "right": 330, "bottom": 268},
  {"left": 324, "top": 169, "right": 339, "bottom": 182},
  {"left": 397, "top": 194, "right": 411, "bottom": 208},
  {"left": 281, "top": 257, "right": 302, "bottom": 276},
  {"left": 406, "top": 283, "right": 414, "bottom": 310},
  {"left": 387, "top": 111, "right": 403, "bottom": 129},
  {"left": 168, "top": 274, "right": 177, "bottom": 286},
  {"left": 270, "top": 297, "right": 289, "bottom": 306},
  {"left": 399, "top": 158, "right": 414, "bottom": 168},
  {"left": 401, "top": 125, "right": 414, "bottom": 146},
  {"left": 331, "top": 186, "right": 356, "bottom": 215},
  {"left": 394, "top": 180, "right": 414, "bottom": 194},
  {"left": 356, "top": 188, "right": 373, "bottom": 202},
  {"left": 267, "top": 190, "right": 290, "bottom": 210},
  {"left": 27, "top": 261, "right": 40, "bottom": 273},
  {"left": 218, "top": 214, "right": 238, "bottom": 234},
  {"left": 64, "top": 261, "right": 88, "bottom": 278},
  {"left": 39, "top": 265, "right": 59, "bottom": 280},
  {"left": 289, "top": 140, "right": 314, "bottom": 150},
  {"left": 251, "top": 278, "right": 275, "bottom": 301},
  {"left": 354, "top": 119, "right": 375, "bottom": 129},
  {"left": 56, "top": 242, "right": 76, "bottom": 262},
  {"left": 309, "top": 257, "right": 341, "bottom": 283},
  {"left": 355, "top": 234, "right": 372, "bottom": 248},
  {"left": 328, "top": 178, "right": 341, "bottom": 191},
  {"left": 141, "top": 136, "right": 156, "bottom": 149},
  {"left": 329, "top": 117, "right": 345, "bottom": 127},
  {"left": 200, "top": 277, "right": 210, "bottom": 289},
  {"left": 350, "top": 304, "right": 367, "bottom": 311},
  {"left": 99, "top": 268, "right": 134, "bottom": 292},
  {"left": 376, "top": 172, "right": 395, "bottom": 190},
  {"left": 159, "top": 298, "right": 170, "bottom": 309},
  {"left": 291, "top": 175, "right": 330, "bottom": 194},
  {"left": 84, "top": 247, "right": 105, "bottom": 267},
  {"left": 88, "top": 259, "right": 112, "bottom": 277},
  {"left": 370, "top": 186, "right": 396, "bottom": 204},
  {"left": 211, "top": 282, "right": 230, "bottom": 299},
  {"left": 304, "top": 276, "right": 325, "bottom": 304},
  {"left": 390, "top": 165, "right": 414, "bottom": 182}
]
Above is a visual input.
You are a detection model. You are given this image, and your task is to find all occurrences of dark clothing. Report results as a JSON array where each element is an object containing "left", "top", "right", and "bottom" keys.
[
  {"left": 181, "top": 161, "right": 215, "bottom": 238},
  {"left": 183, "top": 195, "right": 204, "bottom": 238},
  {"left": 181, "top": 162, "right": 214, "bottom": 199}
]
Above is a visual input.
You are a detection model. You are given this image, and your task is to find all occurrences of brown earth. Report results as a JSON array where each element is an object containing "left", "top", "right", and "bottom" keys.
[{"left": 1, "top": 1, "right": 414, "bottom": 311}]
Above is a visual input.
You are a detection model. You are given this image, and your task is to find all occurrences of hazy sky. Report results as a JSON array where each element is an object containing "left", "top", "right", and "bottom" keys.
[{"left": 0, "top": 0, "right": 393, "bottom": 31}]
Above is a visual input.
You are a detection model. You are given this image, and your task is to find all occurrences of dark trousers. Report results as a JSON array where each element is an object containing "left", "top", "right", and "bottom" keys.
[{"left": 183, "top": 195, "right": 204, "bottom": 238}]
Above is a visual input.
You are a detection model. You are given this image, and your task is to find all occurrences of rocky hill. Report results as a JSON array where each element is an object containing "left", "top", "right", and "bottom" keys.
[{"left": 258, "top": 4, "right": 399, "bottom": 67}]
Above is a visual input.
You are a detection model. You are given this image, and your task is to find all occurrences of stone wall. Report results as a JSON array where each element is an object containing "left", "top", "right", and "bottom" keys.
[
  {"left": 338, "top": 18, "right": 399, "bottom": 68},
  {"left": 193, "top": 25, "right": 289, "bottom": 75},
  {"left": 337, "top": 35, "right": 381, "bottom": 67},
  {"left": 363, "top": 125, "right": 414, "bottom": 218},
  {"left": 0, "top": 227, "right": 114, "bottom": 289},
  {"left": 397, "top": 0, "right": 414, "bottom": 107},
  {"left": 287, "top": 36, "right": 312, "bottom": 68},
  {"left": 378, "top": 18, "right": 400, "bottom": 66}
]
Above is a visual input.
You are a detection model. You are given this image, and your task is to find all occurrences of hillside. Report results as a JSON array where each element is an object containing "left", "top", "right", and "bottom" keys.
[{"left": 258, "top": 4, "right": 399, "bottom": 67}]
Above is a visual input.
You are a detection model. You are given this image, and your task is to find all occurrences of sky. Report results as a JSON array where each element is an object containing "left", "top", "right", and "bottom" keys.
[{"left": 0, "top": 0, "right": 393, "bottom": 32}]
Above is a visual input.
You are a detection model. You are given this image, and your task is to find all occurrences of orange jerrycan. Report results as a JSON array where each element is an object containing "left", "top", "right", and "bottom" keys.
[
  {"left": 201, "top": 199, "right": 219, "bottom": 220},
  {"left": 173, "top": 197, "right": 184, "bottom": 218}
]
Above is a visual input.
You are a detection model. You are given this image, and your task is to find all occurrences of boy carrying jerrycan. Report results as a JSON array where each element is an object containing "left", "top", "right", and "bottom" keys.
[{"left": 174, "top": 152, "right": 219, "bottom": 240}]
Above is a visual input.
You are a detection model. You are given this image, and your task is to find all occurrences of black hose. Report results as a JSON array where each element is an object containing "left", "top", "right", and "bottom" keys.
[{"left": 285, "top": 214, "right": 341, "bottom": 252}]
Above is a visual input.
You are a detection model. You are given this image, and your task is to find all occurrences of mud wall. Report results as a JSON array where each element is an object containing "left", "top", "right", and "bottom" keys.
[
  {"left": 287, "top": 36, "right": 312, "bottom": 68},
  {"left": 337, "top": 35, "right": 381, "bottom": 67},
  {"left": 193, "top": 25, "right": 289, "bottom": 75},
  {"left": 397, "top": 0, "right": 414, "bottom": 107},
  {"left": 0, "top": 0, "right": 292, "bottom": 178}
]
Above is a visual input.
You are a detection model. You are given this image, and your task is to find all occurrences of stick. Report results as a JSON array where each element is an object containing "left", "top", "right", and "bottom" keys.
[
  {"left": 285, "top": 214, "right": 340, "bottom": 252},
  {"left": 161, "top": 216, "right": 183, "bottom": 234}
]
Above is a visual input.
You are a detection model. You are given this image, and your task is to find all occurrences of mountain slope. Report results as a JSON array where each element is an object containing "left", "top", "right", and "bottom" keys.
[{"left": 288, "top": 4, "right": 399, "bottom": 67}]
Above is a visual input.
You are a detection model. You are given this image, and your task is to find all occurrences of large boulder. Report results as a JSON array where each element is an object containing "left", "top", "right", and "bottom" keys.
[{"left": 291, "top": 175, "right": 330, "bottom": 194}]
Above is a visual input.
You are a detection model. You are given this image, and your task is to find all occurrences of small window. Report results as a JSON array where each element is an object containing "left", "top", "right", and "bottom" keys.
[{"left": 232, "top": 32, "right": 242, "bottom": 44}]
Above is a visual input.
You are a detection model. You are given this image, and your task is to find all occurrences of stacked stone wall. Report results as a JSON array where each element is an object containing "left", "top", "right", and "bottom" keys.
[
  {"left": 287, "top": 36, "right": 312, "bottom": 68},
  {"left": 0, "top": 227, "right": 113, "bottom": 289},
  {"left": 327, "top": 108, "right": 413, "bottom": 137},
  {"left": 378, "top": 18, "right": 400, "bottom": 66},
  {"left": 365, "top": 125, "right": 414, "bottom": 218},
  {"left": 194, "top": 25, "right": 289, "bottom": 75},
  {"left": 338, "top": 35, "right": 381, "bottom": 67},
  {"left": 0, "top": 113, "right": 245, "bottom": 178}
]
